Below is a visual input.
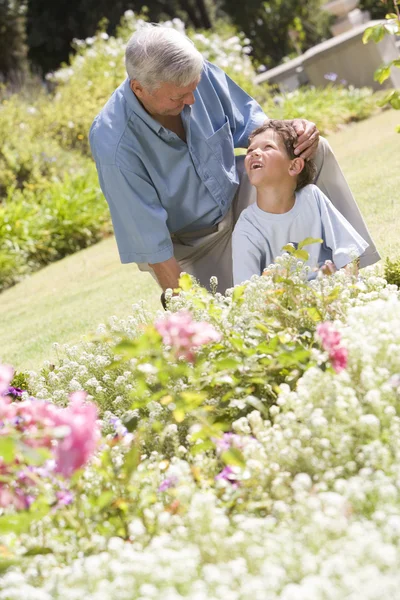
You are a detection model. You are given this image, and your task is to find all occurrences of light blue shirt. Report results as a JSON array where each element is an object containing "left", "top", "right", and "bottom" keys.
[
  {"left": 89, "top": 61, "right": 266, "bottom": 264},
  {"left": 232, "top": 184, "right": 369, "bottom": 286}
]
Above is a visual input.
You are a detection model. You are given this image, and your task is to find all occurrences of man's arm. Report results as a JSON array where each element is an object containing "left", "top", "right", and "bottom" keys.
[{"left": 149, "top": 256, "right": 182, "bottom": 292}]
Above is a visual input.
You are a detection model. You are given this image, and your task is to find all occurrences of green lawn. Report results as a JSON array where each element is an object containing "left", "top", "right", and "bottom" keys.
[{"left": 1, "top": 109, "right": 399, "bottom": 372}]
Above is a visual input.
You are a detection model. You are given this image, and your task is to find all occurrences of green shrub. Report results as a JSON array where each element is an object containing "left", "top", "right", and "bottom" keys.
[
  {"left": 0, "top": 166, "right": 110, "bottom": 290},
  {"left": 262, "top": 84, "right": 380, "bottom": 135},
  {"left": 384, "top": 256, "right": 400, "bottom": 288},
  {"left": 0, "top": 93, "right": 90, "bottom": 197}
]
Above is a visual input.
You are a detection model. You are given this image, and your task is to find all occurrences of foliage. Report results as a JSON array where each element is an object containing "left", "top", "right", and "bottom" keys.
[
  {"left": 0, "top": 166, "right": 110, "bottom": 291},
  {"left": 384, "top": 256, "right": 400, "bottom": 287},
  {"left": 359, "top": 0, "right": 392, "bottom": 19},
  {"left": 25, "top": 0, "right": 220, "bottom": 75},
  {"left": 263, "top": 83, "right": 379, "bottom": 133},
  {"left": 219, "top": 0, "right": 332, "bottom": 69},
  {"left": 363, "top": 2, "right": 400, "bottom": 128},
  {"left": 0, "top": 0, "right": 28, "bottom": 79}
]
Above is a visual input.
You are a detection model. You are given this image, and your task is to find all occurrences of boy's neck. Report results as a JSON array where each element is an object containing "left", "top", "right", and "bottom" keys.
[{"left": 255, "top": 183, "right": 296, "bottom": 214}]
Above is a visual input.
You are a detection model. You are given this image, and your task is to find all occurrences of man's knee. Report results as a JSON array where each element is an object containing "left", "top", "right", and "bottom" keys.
[
  {"left": 316, "top": 136, "right": 333, "bottom": 159},
  {"left": 314, "top": 136, "right": 333, "bottom": 173}
]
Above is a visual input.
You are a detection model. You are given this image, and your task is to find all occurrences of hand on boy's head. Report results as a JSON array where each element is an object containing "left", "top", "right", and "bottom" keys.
[{"left": 292, "top": 119, "right": 320, "bottom": 160}]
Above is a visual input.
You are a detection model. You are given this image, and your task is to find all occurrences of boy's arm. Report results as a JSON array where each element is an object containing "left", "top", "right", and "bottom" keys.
[{"left": 232, "top": 228, "right": 264, "bottom": 286}]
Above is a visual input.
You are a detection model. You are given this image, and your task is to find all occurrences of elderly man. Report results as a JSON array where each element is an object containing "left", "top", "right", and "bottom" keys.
[{"left": 89, "top": 24, "right": 379, "bottom": 299}]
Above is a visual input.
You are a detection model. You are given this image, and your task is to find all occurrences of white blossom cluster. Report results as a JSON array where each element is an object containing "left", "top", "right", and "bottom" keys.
[{"left": 46, "top": 13, "right": 256, "bottom": 87}]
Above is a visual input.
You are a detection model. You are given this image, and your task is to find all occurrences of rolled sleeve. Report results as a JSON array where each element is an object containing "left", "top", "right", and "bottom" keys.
[
  {"left": 317, "top": 190, "right": 369, "bottom": 269},
  {"left": 98, "top": 164, "right": 173, "bottom": 264}
]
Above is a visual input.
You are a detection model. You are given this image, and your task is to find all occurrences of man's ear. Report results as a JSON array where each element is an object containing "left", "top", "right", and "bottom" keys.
[
  {"left": 288, "top": 157, "right": 304, "bottom": 177},
  {"left": 130, "top": 79, "right": 143, "bottom": 97}
]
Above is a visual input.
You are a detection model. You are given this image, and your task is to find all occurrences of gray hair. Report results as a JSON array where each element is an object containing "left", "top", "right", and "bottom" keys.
[{"left": 125, "top": 24, "right": 204, "bottom": 91}]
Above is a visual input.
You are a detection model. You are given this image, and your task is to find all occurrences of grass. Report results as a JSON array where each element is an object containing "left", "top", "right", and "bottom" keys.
[{"left": 1, "top": 109, "right": 399, "bottom": 372}]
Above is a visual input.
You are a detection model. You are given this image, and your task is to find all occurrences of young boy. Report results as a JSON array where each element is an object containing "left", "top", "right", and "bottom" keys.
[{"left": 232, "top": 120, "right": 369, "bottom": 286}]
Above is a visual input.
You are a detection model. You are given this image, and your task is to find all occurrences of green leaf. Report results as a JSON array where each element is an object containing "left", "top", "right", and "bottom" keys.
[
  {"left": 122, "top": 445, "right": 140, "bottom": 478},
  {"left": 180, "top": 391, "right": 207, "bottom": 407},
  {"left": 191, "top": 440, "right": 215, "bottom": 455},
  {"left": 388, "top": 91, "right": 400, "bottom": 110},
  {"left": 173, "top": 408, "right": 186, "bottom": 423},
  {"left": 362, "top": 24, "right": 386, "bottom": 44},
  {"left": 282, "top": 243, "right": 295, "bottom": 254},
  {"left": 0, "top": 508, "right": 48, "bottom": 534},
  {"left": 298, "top": 237, "right": 323, "bottom": 250},
  {"left": 325, "top": 286, "right": 340, "bottom": 302},
  {"left": 221, "top": 448, "right": 246, "bottom": 468},
  {"left": 95, "top": 491, "right": 115, "bottom": 510},
  {"left": 0, "top": 438, "right": 16, "bottom": 464},
  {"left": 232, "top": 285, "right": 245, "bottom": 302},
  {"left": 215, "top": 357, "right": 239, "bottom": 370},
  {"left": 306, "top": 307, "right": 323, "bottom": 322},
  {"left": 392, "top": 59, "right": 400, "bottom": 69},
  {"left": 396, "top": 125, "right": 400, "bottom": 134},
  {"left": 293, "top": 249, "right": 309, "bottom": 261},
  {"left": 178, "top": 273, "right": 193, "bottom": 291},
  {"left": 374, "top": 65, "right": 391, "bottom": 84},
  {"left": 23, "top": 547, "right": 53, "bottom": 556}
]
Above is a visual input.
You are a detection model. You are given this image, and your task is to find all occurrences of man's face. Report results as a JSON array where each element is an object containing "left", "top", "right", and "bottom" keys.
[
  {"left": 131, "top": 78, "right": 200, "bottom": 116},
  {"left": 245, "top": 129, "right": 293, "bottom": 187}
]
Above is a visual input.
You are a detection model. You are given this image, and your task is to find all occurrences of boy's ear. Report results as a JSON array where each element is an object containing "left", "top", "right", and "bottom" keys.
[{"left": 288, "top": 157, "right": 304, "bottom": 177}]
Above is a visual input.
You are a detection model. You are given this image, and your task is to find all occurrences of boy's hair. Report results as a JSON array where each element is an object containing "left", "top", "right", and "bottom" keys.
[{"left": 248, "top": 119, "right": 317, "bottom": 191}]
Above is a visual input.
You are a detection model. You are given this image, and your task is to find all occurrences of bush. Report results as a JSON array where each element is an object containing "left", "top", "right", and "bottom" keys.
[
  {"left": 0, "top": 166, "right": 110, "bottom": 290},
  {"left": 262, "top": 83, "right": 380, "bottom": 135},
  {"left": 384, "top": 256, "right": 400, "bottom": 288}
]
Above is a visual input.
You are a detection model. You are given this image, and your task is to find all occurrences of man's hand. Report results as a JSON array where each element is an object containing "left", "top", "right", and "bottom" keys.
[{"left": 291, "top": 119, "right": 320, "bottom": 160}]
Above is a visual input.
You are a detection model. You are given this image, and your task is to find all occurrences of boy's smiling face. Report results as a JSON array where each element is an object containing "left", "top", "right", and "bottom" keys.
[{"left": 245, "top": 129, "right": 294, "bottom": 187}]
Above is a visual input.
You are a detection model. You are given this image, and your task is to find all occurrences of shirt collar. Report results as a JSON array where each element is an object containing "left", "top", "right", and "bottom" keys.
[{"left": 122, "top": 78, "right": 163, "bottom": 134}]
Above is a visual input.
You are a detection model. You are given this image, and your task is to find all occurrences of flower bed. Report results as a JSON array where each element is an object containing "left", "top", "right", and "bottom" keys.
[{"left": 0, "top": 253, "right": 400, "bottom": 597}]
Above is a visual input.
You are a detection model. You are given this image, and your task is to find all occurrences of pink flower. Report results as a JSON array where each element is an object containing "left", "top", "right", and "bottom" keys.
[
  {"left": 155, "top": 310, "right": 221, "bottom": 362},
  {"left": 53, "top": 392, "right": 100, "bottom": 477},
  {"left": 0, "top": 390, "right": 100, "bottom": 479},
  {"left": 215, "top": 432, "right": 244, "bottom": 455},
  {"left": 316, "top": 322, "right": 348, "bottom": 373},
  {"left": 0, "top": 364, "right": 14, "bottom": 395},
  {"left": 215, "top": 465, "right": 240, "bottom": 488}
]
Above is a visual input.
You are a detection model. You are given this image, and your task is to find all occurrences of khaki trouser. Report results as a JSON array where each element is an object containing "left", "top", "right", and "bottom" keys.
[{"left": 138, "top": 137, "right": 380, "bottom": 293}]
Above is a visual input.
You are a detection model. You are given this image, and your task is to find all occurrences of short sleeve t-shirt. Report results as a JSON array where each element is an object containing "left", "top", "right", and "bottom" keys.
[{"left": 232, "top": 184, "right": 369, "bottom": 286}]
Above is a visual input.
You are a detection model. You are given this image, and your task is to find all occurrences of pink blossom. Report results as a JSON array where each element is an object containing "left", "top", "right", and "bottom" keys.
[
  {"left": 158, "top": 476, "right": 178, "bottom": 492},
  {"left": 215, "top": 432, "right": 244, "bottom": 455},
  {"left": 215, "top": 465, "right": 240, "bottom": 488},
  {"left": 0, "top": 391, "right": 100, "bottom": 479},
  {"left": 0, "top": 364, "right": 14, "bottom": 395},
  {"left": 53, "top": 392, "right": 100, "bottom": 477},
  {"left": 155, "top": 310, "right": 221, "bottom": 362},
  {"left": 316, "top": 322, "right": 348, "bottom": 373}
]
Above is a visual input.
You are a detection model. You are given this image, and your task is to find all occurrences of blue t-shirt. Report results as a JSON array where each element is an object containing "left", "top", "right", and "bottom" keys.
[
  {"left": 232, "top": 184, "right": 369, "bottom": 285},
  {"left": 89, "top": 61, "right": 266, "bottom": 265}
]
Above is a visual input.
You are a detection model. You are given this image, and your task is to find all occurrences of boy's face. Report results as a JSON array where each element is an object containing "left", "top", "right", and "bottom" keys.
[{"left": 245, "top": 129, "right": 293, "bottom": 186}]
